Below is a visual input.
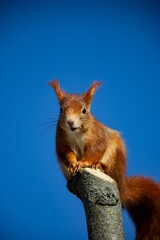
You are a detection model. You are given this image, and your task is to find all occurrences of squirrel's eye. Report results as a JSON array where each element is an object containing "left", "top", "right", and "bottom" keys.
[{"left": 82, "top": 107, "right": 87, "bottom": 114}]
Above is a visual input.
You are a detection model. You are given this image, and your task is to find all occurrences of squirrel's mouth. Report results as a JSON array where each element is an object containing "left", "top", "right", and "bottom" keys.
[
  {"left": 70, "top": 126, "right": 78, "bottom": 132},
  {"left": 67, "top": 120, "right": 80, "bottom": 132}
]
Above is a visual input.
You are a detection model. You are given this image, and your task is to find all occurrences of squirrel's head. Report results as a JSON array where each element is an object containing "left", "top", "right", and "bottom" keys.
[{"left": 49, "top": 80, "right": 101, "bottom": 132}]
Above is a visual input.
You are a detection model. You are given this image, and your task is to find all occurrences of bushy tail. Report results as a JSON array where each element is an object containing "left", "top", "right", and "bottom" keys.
[{"left": 122, "top": 176, "right": 160, "bottom": 240}]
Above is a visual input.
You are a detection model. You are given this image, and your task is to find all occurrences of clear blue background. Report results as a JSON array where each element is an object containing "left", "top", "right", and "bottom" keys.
[{"left": 1, "top": 0, "right": 160, "bottom": 239}]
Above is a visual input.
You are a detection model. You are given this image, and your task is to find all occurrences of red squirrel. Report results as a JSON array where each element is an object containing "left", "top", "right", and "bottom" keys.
[{"left": 49, "top": 80, "right": 160, "bottom": 240}]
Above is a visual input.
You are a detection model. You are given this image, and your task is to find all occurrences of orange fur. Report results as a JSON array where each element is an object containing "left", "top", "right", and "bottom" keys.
[
  {"left": 49, "top": 80, "right": 160, "bottom": 240},
  {"left": 48, "top": 80, "right": 65, "bottom": 102}
]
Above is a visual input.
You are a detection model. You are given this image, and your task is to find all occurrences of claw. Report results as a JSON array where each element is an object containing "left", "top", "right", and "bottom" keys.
[
  {"left": 68, "top": 162, "right": 77, "bottom": 176},
  {"left": 91, "top": 162, "right": 104, "bottom": 172},
  {"left": 68, "top": 161, "right": 104, "bottom": 175},
  {"left": 68, "top": 161, "right": 87, "bottom": 175},
  {"left": 73, "top": 162, "right": 81, "bottom": 174}
]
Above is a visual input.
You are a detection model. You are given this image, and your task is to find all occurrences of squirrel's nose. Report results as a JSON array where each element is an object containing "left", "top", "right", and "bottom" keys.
[{"left": 67, "top": 120, "right": 74, "bottom": 127}]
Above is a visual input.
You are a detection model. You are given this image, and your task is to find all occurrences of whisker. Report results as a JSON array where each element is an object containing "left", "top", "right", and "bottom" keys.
[
  {"left": 30, "top": 117, "right": 58, "bottom": 131},
  {"left": 38, "top": 124, "right": 56, "bottom": 135},
  {"left": 35, "top": 117, "right": 58, "bottom": 124},
  {"left": 31, "top": 122, "right": 56, "bottom": 130}
]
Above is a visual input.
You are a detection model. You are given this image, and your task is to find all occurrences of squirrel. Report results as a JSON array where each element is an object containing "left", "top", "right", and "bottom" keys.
[{"left": 49, "top": 80, "right": 160, "bottom": 240}]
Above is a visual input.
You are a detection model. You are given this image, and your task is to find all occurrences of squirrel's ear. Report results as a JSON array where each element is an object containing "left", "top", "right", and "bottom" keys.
[
  {"left": 48, "top": 80, "right": 65, "bottom": 103},
  {"left": 83, "top": 81, "right": 102, "bottom": 108}
]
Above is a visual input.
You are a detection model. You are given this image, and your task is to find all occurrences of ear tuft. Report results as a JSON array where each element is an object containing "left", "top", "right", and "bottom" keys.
[
  {"left": 83, "top": 81, "right": 102, "bottom": 108},
  {"left": 48, "top": 80, "right": 65, "bottom": 102}
]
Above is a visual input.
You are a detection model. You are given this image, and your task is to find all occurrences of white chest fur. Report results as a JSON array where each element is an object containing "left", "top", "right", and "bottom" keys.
[{"left": 66, "top": 130, "right": 85, "bottom": 160}]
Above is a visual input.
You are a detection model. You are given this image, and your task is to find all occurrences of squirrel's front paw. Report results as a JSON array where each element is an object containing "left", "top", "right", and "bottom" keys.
[
  {"left": 91, "top": 162, "right": 104, "bottom": 172},
  {"left": 68, "top": 162, "right": 78, "bottom": 176},
  {"left": 68, "top": 161, "right": 88, "bottom": 176}
]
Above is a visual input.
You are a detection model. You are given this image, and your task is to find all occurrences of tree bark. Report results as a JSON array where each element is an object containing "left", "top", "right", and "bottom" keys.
[{"left": 67, "top": 168, "right": 125, "bottom": 240}]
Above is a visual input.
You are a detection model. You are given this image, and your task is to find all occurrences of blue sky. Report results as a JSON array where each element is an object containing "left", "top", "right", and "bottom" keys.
[{"left": 1, "top": 0, "right": 160, "bottom": 239}]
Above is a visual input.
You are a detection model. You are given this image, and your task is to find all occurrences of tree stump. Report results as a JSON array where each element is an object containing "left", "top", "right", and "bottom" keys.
[{"left": 67, "top": 168, "right": 125, "bottom": 240}]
